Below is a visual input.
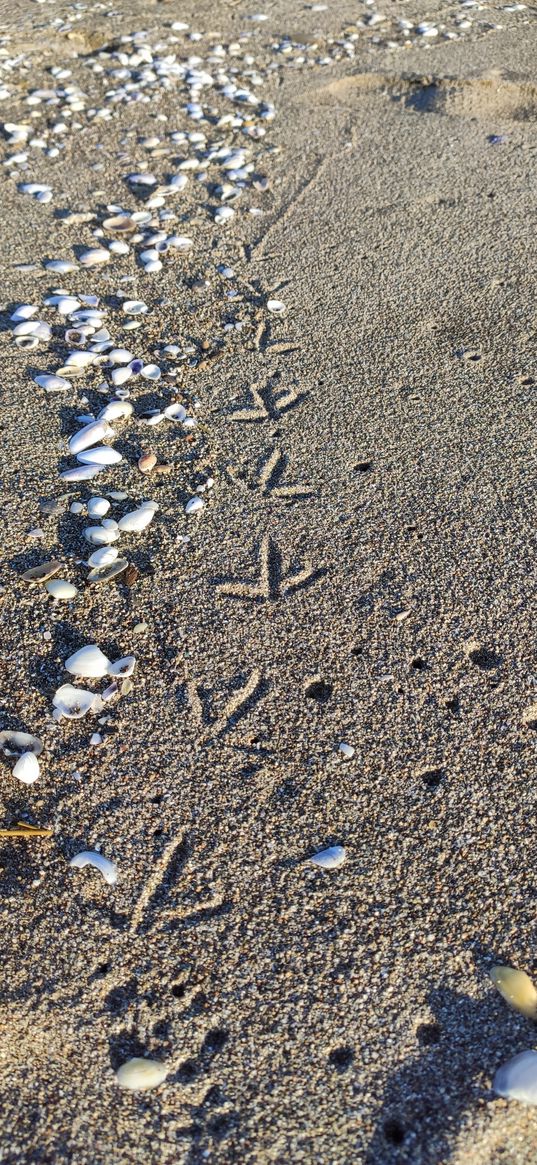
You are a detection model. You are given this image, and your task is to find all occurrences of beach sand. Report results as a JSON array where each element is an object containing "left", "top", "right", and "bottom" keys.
[{"left": 1, "top": 0, "right": 537, "bottom": 1160}]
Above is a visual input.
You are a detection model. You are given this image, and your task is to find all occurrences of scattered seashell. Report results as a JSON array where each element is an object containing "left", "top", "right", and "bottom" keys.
[
  {"left": 493, "top": 1051, "right": 537, "bottom": 1105},
  {"left": 77, "top": 447, "right": 122, "bottom": 466},
  {"left": 64, "top": 645, "right": 111, "bottom": 678},
  {"left": 490, "top": 966, "right": 537, "bottom": 1020},
  {"left": 309, "top": 846, "right": 346, "bottom": 870},
  {"left": 185, "top": 496, "right": 204, "bottom": 515},
  {"left": 98, "top": 400, "right": 134, "bottom": 422},
  {"left": 122, "top": 300, "right": 147, "bottom": 314},
  {"left": 61, "top": 466, "right": 103, "bottom": 482},
  {"left": 13, "top": 752, "right": 40, "bottom": 785},
  {"left": 79, "top": 248, "right": 110, "bottom": 267},
  {"left": 164, "top": 403, "right": 187, "bottom": 421},
  {"left": 84, "top": 525, "right": 120, "bottom": 546},
  {"left": 138, "top": 453, "right": 157, "bottom": 474},
  {"left": 107, "top": 656, "right": 136, "bottom": 677},
  {"left": 0, "top": 731, "right": 43, "bottom": 758},
  {"left": 70, "top": 850, "right": 118, "bottom": 885},
  {"left": 87, "top": 559, "right": 129, "bottom": 584},
  {"left": 21, "top": 560, "right": 62, "bottom": 583},
  {"left": 116, "top": 1058, "right": 168, "bottom": 1091},
  {"left": 118, "top": 506, "right": 156, "bottom": 533},
  {"left": 141, "top": 363, "right": 161, "bottom": 381},
  {"left": 102, "top": 215, "right": 138, "bottom": 234},
  {"left": 87, "top": 546, "right": 118, "bottom": 568},
  {"left": 69, "top": 420, "right": 114, "bottom": 455},
  {"left": 53, "top": 684, "right": 97, "bottom": 719},
  {"left": 46, "top": 580, "right": 78, "bottom": 600},
  {"left": 267, "top": 299, "right": 286, "bottom": 314},
  {"left": 35, "top": 373, "right": 72, "bottom": 393},
  {"left": 338, "top": 743, "right": 355, "bottom": 759},
  {"left": 87, "top": 497, "right": 110, "bottom": 518}
]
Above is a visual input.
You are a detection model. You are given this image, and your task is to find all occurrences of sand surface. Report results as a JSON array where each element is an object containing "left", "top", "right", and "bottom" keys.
[{"left": 1, "top": 0, "right": 537, "bottom": 1161}]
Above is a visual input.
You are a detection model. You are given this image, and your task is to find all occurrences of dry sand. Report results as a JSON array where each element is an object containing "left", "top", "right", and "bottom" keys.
[{"left": 1, "top": 0, "right": 537, "bottom": 1161}]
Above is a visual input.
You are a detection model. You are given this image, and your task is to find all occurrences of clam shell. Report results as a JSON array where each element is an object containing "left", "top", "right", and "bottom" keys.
[
  {"left": 490, "top": 966, "right": 537, "bottom": 1020},
  {"left": 309, "top": 846, "right": 346, "bottom": 869},
  {"left": 13, "top": 752, "right": 40, "bottom": 784},
  {"left": 118, "top": 506, "right": 155, "bottom": 533},
  {"left": 122, "top": 300, "right": 147, "bottom": 314},
  {"left": 69, "top": 420, "right": 114, "bottom": 454},
  {"left": 53, "top": 684, "right": 98, "bottom": 719},
  {"left": 87, "top": 546, "right": 118, "bottom": 568},
  {"left": 185, "top": 496, "right": 204, "bottom": 515},
  {"left": 46, "top": 580, "right": 78, "bottom": 600},
  {"left": 35, "top": 373, "right": 72, "bottom": 393},
  {"left": 21, "top": 560, "right": 62, "bottom": 583},
  {"left": 84, "top": 526, "right": 120, "bottom": 546},
  {"left": 108, "top": 348, "right": 133, "bottom": 365},
  {"left": 107, "top": 655, "right": 136, "bottom": 677},
  {"left": 77, "top": 447, "right": 122, "bottom": 466},
  {"left": 87, "top": 497, "right": 110, "bottom": 518},
  {"left": 87, "top": 559, "right": 129, "bottom": 584},
  {"left": 0, "top": 730, "right": 43, "bottom": 757},
  {"left": 116, "top": 1058, "right": 168, "bottom": 1091},
  {"left": 79, "top": 248, "right": 110, "bottom": 267},
  {"left": 102, "top": 215, "right": 138, "bottom": 233},
  {"left": 70, "top": 850, "right": 118, "bottom": 885},
  {"left": 98, "top": 401, "right": 134, "bottom": 422},
  {"left": 61, "top": 466, "right": 103, "bottom": 482},
  {"left": 494, "top": 1051, "right": 537, "bottom": 1105},
  {"left": 64, "top": 645, "right": 111, "bottom": 678}
]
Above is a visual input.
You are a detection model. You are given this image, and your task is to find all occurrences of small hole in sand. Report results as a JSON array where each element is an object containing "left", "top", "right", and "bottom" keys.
[
  {"left": 420, "top": 768, "right": 443, "bottom": 790},
  {"left": 305, "top": 679, "right": 333, "bottom": 703},
  {"left": 354, "top": 461, "right": 372, "bottom": 473},
  {"left": 384, "top": 1118, "right": 406, "bottom": 1146},
  {"left": 417, "top": 1022, "right": 441, "bottom": 1046},
  {"left": 328, "top": 1045, "right": 355, "bottom": 1072},
  {"left": 410, "top": 657, "right": 426, "bottom": 671}
]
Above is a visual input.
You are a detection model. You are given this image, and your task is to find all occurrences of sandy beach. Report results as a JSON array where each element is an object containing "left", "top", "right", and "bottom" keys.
[{"left": 1, "top": 0, "right": 537, "bottom": 1160}]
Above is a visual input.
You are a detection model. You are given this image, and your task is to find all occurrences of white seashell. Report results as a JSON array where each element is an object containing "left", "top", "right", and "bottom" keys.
[
  {"left": 61, "top": 466, "right": 103, "bottom": 482},
  {"left": 309, "top": 846, "right": 346, "bottom": 869},
  {"left": 112, "top": 367, "right": 132, "bottom": 387},
  {"left": 0, "top": 731, "right": 43, "bottom": 757},
  {"left": 122, "top": 300, "right": 147, "bottom": 314},
  {"left": 87, "top": 546, "right": 118, "bottom": 567},
  {"left": 87, "top": 559, "right": 128, "bottom": 584},
  {"left": 98, "top": 401, "right": 134, "bottom": 422},
  {"left": 116, "top": 1058, "right": 168, "bottom": 1091},
  {"left": 35, "top": 373, "right": 72, "bottom": 393},
  {"left": 65, "top": 644, "right": 111, "bottom": 678},
  {"left": 64, "top": 350, "right": 97, "bottom": 371},
  {"left": 46, "top": 580, "right": 78, "bottom": 599},
  {"left": 77, "top": 447, "right": 122, "bottom": 466},
  {"left": 490, "top": 966, "right": 537, "bottom": 1020},
  {"left": 56, "top": 296, "right": 81, "bottom": 315},
  {"left": 53, "top": 684, "right": 97, "bottom": 719},
  {"left": 214, "top": 206, "right": 235, "bottom": 224},
  {"left": 13, "top": 752, "right": 40, "bottom": 784},
  {"left": 339, "top": 743, "right": 355, "bottom": 759},
  {"left": 69, "top": 420, "right": 114, "bottom": 454},
  {"left": 185, "top": 496, "right": 204, "bottom": 515},
  {"left": 13, "top": 320, "right": 47, "bottom": 337},
  {"left": 84, "top": 525, "right": 120, "bottom": 546},
  {"left": 164, "top": 403, "right": 187, "bottom": 421},
  {"left": 79, "top": 248, "right": 110, "bottom": 267},
  {"left": 11, "top": 304, "right": 38, "bottom": 321},
  {"left": 87, "top": 497, "right": 110, "bottom": 518},
  {"left": 15, "top": 335, "right": 39, "bottom": 350},
  {"left": 70, "top": 851, "right": 118, "bottom": 885},
  {"left": 141, "top": 364, "right": 161, "bottom": 381},
  {"left": 267, "top": 299, "right": 286, "bottom": 314},
  {"left": 118, "top": 506, "right": 156, "bottom": 533},
  {"left": 494, "top": 1051, "right": 537, "bottom": 1105},
  {"left": 108, "top": 348, "right": 134, "bottom": 365},
  {"left": 45, "top": 259, "right": 76, "bottom": 273},
  {"left": 166, "top": 235, "right": 193, "bottom": 251},
  {"left": 107, "top": 655, "right": 136, "bottom": 677}
]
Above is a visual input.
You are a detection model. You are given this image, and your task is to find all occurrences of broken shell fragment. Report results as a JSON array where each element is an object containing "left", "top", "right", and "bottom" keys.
[
  {"left": 185, "top": 496, "right": 204, "bottom": 515},
  {"left": 64, "top": 645, "right": 111, "bottom": 678},
  {"left": 13, "top": 752, "right": 40, "bottom": 784},
  {"left": 490, "top": 966, "right": 537, "bottom": 1020},
  {"left": 21, "top": 560, "right": 62, "bottom": 583},
  {"left": 493, "top": 1051, "right": 537, "bottom": 1105},
  {"left": 53, "top": 684, "right": 98, "bottom": 720},
  {"left": 116, "top": 1058, "right": 168, "bottom": 1091},
  {"left": 309, "top": 846, "right": 346, "bottom": 869},
  {"left": 107, "top": 655, "right": 136, "bottom": 678},
  {"left": 70, "top": 850, "right": 118, "bottom": 885}
]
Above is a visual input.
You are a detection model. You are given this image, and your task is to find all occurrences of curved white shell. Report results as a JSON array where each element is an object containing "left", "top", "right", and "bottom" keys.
[
  {"left": 0, "top": 730, "right": 43, "bottom": 757},
  {"left": 122, "top": 300, "right": 147, "bottom": 315},
  {"left": 46, "top": 580, "right": 78, "bottom": 600},
  {"left": 494, "top": 1051, "right": 537, "bottom": 1105},
  {"left": 53, "top": 684, "right": 97, "bottom": 719},
  {"left": 267, "top": 299, "right": 286, "bottom": 313},
  {"left": 70, "top": 851, "right": 118, "bottom": 884},
  {"left": 309, "top": 846, "right": 346, "bottom": 869},
  {"left": 79, "top": 248, "right": 110, "bottom": 267},
  {"left": 490, "top": 966, "right": 537, "bottom": 1020},
  {"left": 164, "top": 403, "right": 187, "bottom": 421},
  {"left": 61, "top": 466, "right": 103, "bottom": 482},
  {"left": 108, "top": 348, "right": 133, "bottom": 365},
  {"left": 116, "top": 1058, "right": 168, "bottom": 1091},
  {"left": 35, "top": 373, "right": 72, "bottom": 393},
  {"left": 87, "top": 546, "right": 119, "bottom": 568},
  {"left": 69, "top": 420, "right": 114, "bottom": 455},
  {"left": 97, "top": 400, "right": 134, "bottom": 422},
  {"left": 141, "top": 364, "right": 161, "bottom": 381},
  {"left": 118, "top": 506, "right": 155, "bottom": 533},
  {"left": 107, "top": 655, "right": 136, "bottom": 677},
  {"left": 84, "top": 526, "right": 120, "bottom": 546},
  {"left": 64, "top": 645, "right": 111, "bottom": 678},
  {"left": 78, "top": 447, "right": 122, "bottom": 466},
  {"left": 185, "top": 496, "right": 204, "bottom": 515},
  {"left": 13, "top": 751, "right": 40, "bottom": 784},
  {"left": 87, "top": 497, "right": 110, "bottom": 518}
]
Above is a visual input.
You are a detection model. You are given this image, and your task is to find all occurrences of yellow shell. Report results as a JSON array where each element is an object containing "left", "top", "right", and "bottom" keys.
[{"left": 490, "top": 965, "right": 537, "bottom": 1019}]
